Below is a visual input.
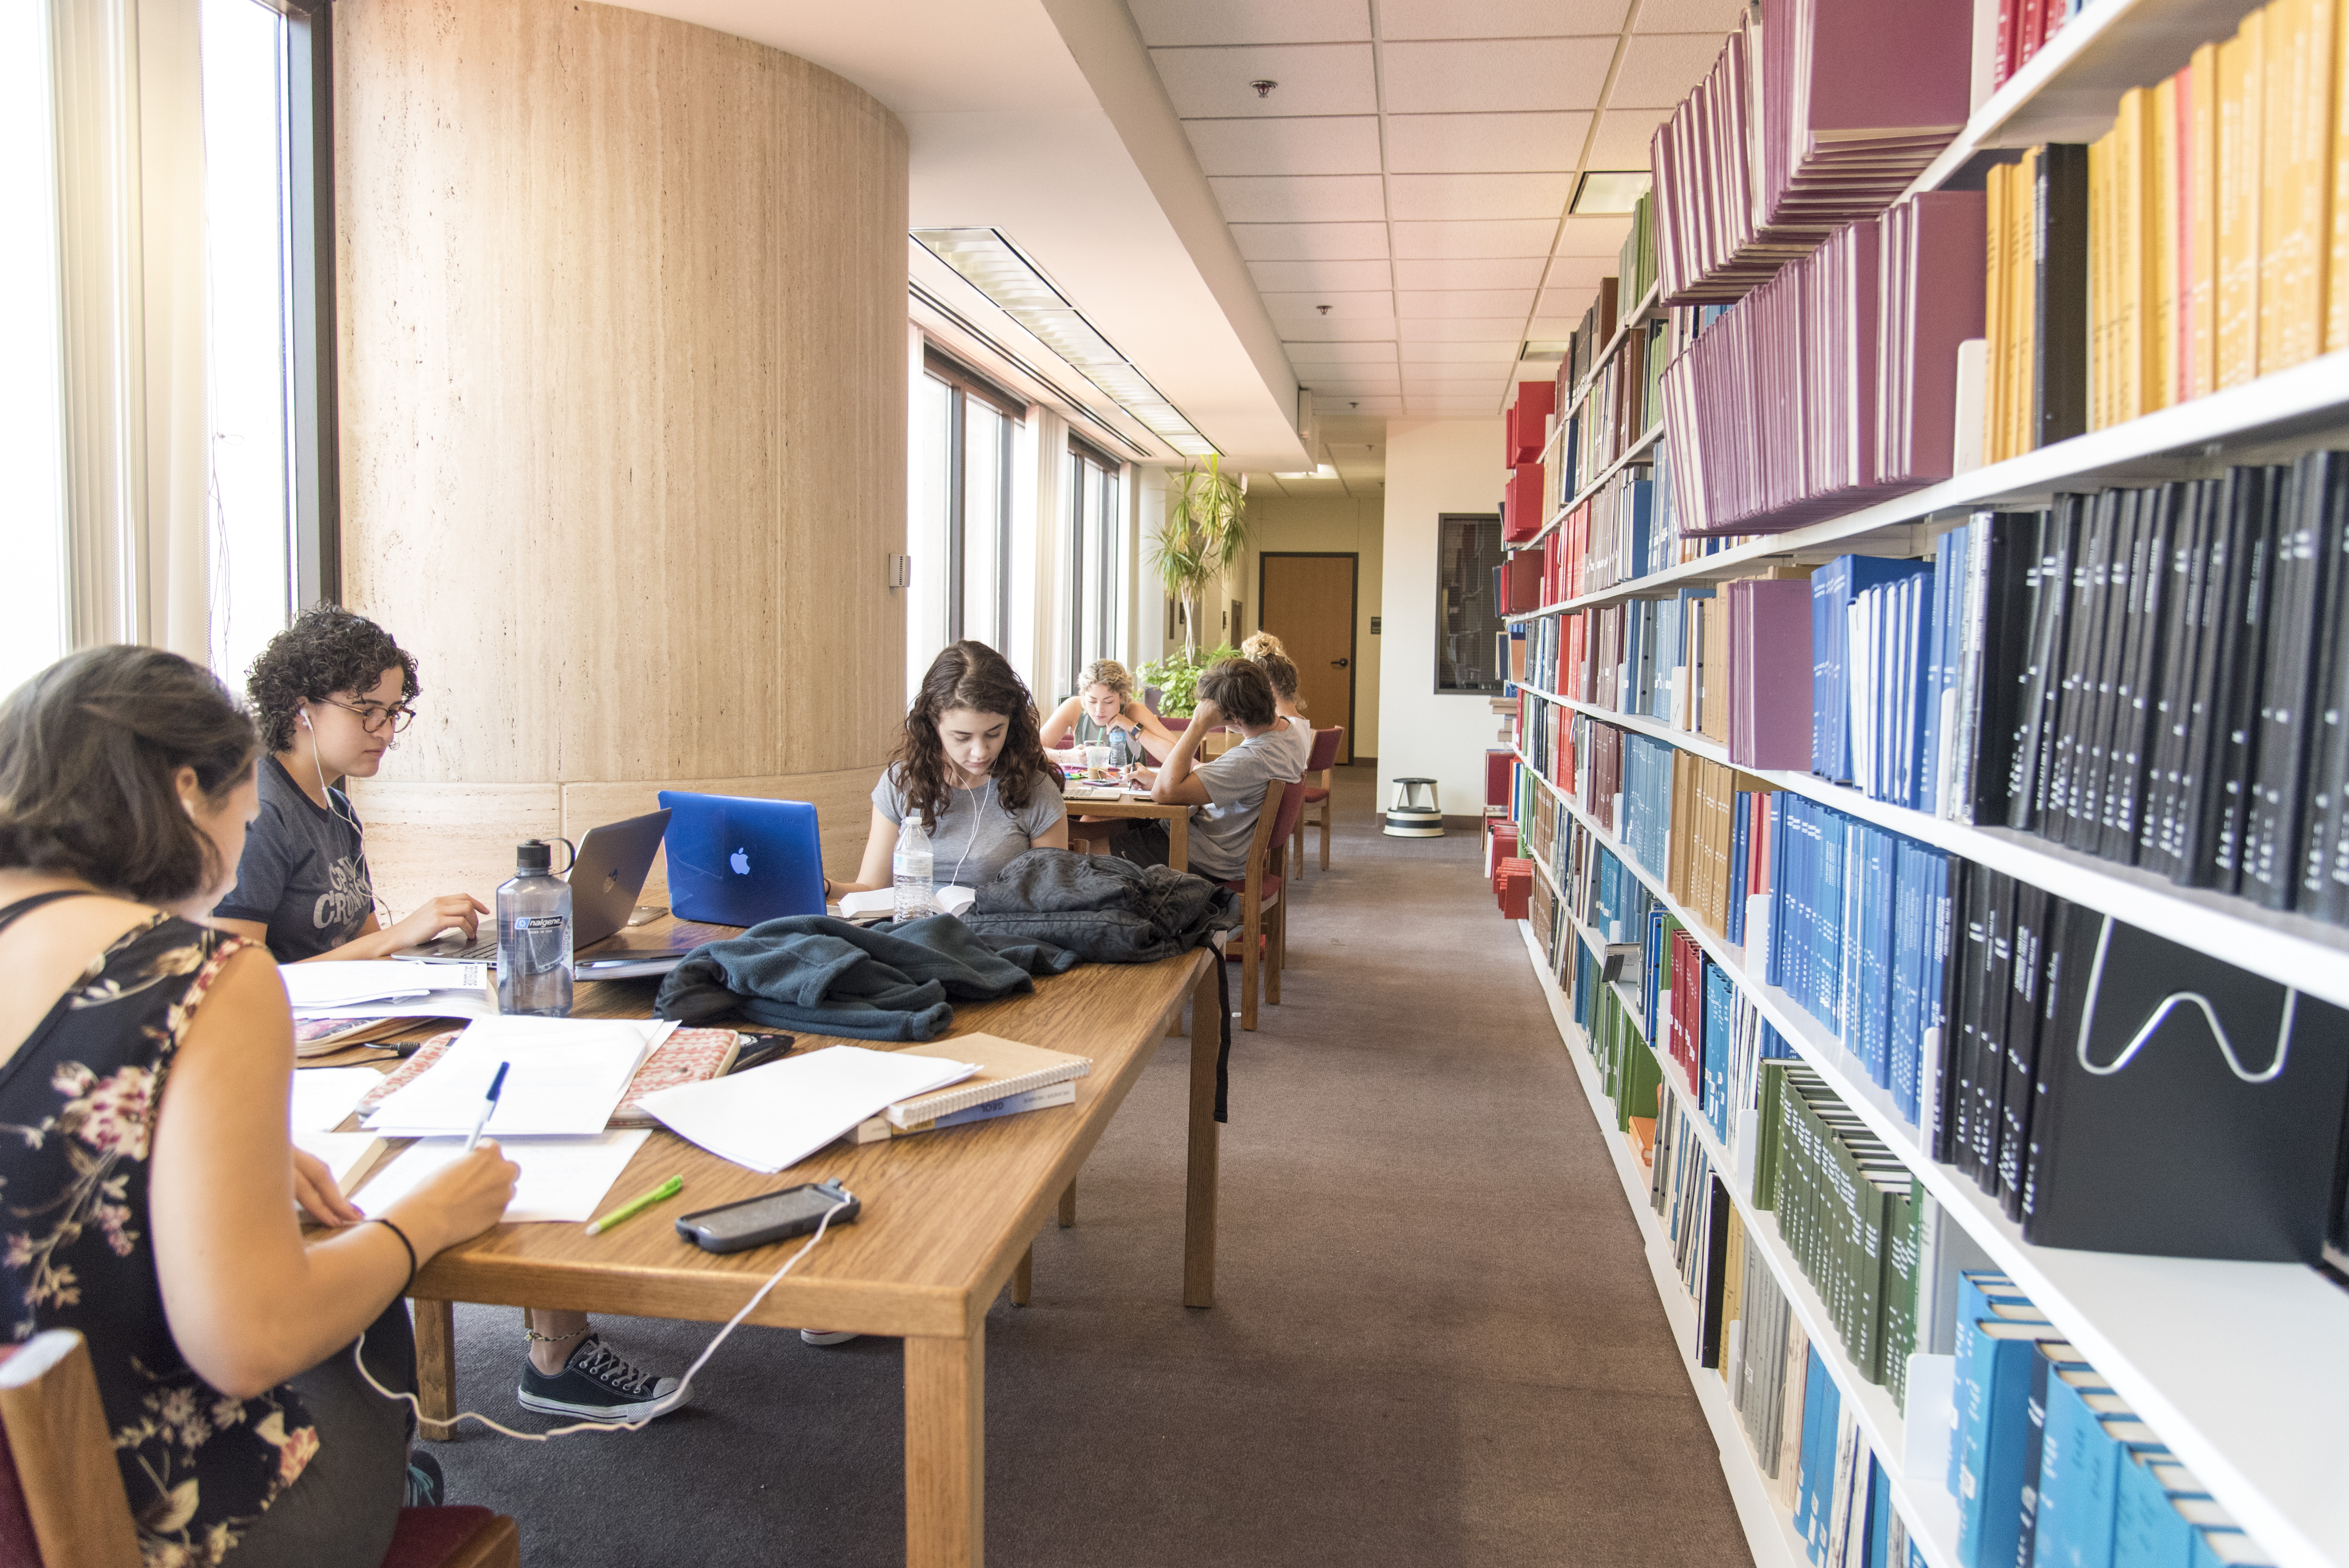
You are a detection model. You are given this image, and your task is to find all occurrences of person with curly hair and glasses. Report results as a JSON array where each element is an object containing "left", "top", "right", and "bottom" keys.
[
  {"left": 212, "top": 607, "right": 486, "bottom": 964},
  {"left": 216, "top": 608, "right": 687, "bottom": 1425}
]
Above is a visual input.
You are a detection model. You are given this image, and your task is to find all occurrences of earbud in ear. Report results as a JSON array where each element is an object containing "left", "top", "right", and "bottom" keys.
[{"left": 299, "top": 710, "right": 311, "bottom": 729}]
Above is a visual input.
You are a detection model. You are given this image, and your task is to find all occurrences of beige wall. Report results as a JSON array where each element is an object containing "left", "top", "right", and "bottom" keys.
[
  {"left": 1237, "top": 494, "right": 1383, "bottom": 759},
  {"left": 1378, "top": 419, "right": 1508, "bottom": 819},
  {"left": 334, "top": 0, "right": 909, "bottom": 911}
]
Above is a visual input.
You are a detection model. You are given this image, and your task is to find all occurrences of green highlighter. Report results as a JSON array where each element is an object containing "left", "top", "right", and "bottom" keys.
[{"left": 586, "top": 1175, "right": 684, "bottom": 1235}]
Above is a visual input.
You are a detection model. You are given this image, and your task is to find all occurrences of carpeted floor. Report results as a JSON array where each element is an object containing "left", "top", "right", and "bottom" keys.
[{"left": 427, "top": 765, "right": 1752, "bottom": 1566}]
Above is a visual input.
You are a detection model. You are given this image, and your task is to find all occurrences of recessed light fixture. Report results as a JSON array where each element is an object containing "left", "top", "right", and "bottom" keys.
[
  {"left": 1272, "top": 462, "right": 1339, "bottom": 479},
  {"left": 911, "top": 227, "right": 1219, "bottom": 460},
  {"left": 1570, "top": 171, "right": 1651, "bottom": 215}
]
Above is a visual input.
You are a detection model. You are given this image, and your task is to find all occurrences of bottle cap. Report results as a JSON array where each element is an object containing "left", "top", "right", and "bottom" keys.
[{"left": 516, "top": 839, "right": 554, "bottom": 873}]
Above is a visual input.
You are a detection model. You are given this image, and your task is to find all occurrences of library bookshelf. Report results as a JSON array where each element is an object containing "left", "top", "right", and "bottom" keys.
[{"left": 1507, "top": 748, "right": 2349, "bottom": 1568}]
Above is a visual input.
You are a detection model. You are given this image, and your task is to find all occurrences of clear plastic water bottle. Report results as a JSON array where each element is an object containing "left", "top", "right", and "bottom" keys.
[
  {"left": 497, "top": 839, "right": 574, "bottom": 1017},
  {"left": 893, "top": 816, "right": 936, "bottom": 921},
  {"left": 1109, "top": 727, "right": 1135, "bottom": 774}
]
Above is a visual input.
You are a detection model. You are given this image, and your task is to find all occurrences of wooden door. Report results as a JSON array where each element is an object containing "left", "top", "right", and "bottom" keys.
[{"left": 1257, "top": 553, "right": 1357, "bottom": 764}]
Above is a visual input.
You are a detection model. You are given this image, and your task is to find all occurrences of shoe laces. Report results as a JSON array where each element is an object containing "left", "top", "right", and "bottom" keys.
[{"left": 569, "top": 1336, "right": 663, "bottom": 1396}]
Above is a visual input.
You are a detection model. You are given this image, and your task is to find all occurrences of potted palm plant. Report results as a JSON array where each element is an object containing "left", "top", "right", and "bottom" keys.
[{"left": 1143, "top": 458, "right": 1249, "bottom": 714}]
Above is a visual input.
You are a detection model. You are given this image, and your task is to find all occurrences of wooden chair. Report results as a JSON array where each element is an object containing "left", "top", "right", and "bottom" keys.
[
  {"left": 1290, "top": 726, "right": 1344, "bottom": 878},
  {"left": 1216, "top": 777, "right": 1307, "bottom": 1030},
  {"left": 0, "top": 1329, "right": 520, "bottom": 1568}
]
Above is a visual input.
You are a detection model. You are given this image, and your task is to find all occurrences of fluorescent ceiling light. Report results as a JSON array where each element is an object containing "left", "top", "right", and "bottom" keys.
[
  {"left": 913, "top": 227, "right": 1219, "bottom": 461},
  {"left": 1571, "top": 171, "right": 1650, "bottom": 214},
  {"left": 1272, "top": 463, "right": 1338, "bottom": 479}
]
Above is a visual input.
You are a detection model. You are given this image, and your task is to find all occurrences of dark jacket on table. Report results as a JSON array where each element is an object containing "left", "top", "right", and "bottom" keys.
[
  {"left": 962, "top": 848, "right": 1239, "bottom": 962},
  {"left": 654, "top": 913, "right": 1076, "bottom": 1042}
]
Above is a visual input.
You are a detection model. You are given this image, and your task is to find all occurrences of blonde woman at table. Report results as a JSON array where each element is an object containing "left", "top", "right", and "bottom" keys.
[
  {"left": 1038, "top": 657, "right": 1179, "bottom": 770},
  {"left": 0, "top": 647, "right": 517, "bottom": 1568},
  {"left": 216, "top": 608, "right": 688, "bottom": 1428}
]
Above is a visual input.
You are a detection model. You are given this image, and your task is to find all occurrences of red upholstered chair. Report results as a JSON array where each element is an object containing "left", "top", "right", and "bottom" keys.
[
  {"left": 1218, "top": 777, "right": 1308, "bottom": 1029},
  {"left": 1290, "top": 727, "right": 1344, "bottom": 879},
  {"left": 0, "top": 1330, "right": 521, "bottom": 1568}
]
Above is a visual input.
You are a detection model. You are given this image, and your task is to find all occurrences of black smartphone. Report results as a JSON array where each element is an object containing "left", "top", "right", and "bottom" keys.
[
  {"left": 727, "top": 1033, "right": 796, "bottom": 1074},
  {"left": 675, "top": 1180, "right": 859, "bottom": 1254}
]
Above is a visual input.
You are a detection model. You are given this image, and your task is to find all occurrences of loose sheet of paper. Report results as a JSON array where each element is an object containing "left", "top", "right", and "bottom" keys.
[
  {"left": 289, "top": 1067, "right": 381, "bottom": 1131},
  {"left": 353, "top": 1131, "right": 652, "bottom": 1224},
  {"left": 278, "top": 960, "right": 476, "bottom": 1009},
  {"left": 292, "top": 1130, "right": 388, "bottom": 1197},
  {"left": 365, "top": 1016, "right": 675, "bottom": 1137},
  {"left": 290, "top": 991, "right": 497, "bottom": 1023},
  {"left": 638, "top": 1046, "right": 977, "bottom": 1173}
]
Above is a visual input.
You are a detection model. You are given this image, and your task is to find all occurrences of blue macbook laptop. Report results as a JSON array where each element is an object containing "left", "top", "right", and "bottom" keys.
[{"left": 658, "top": 791, "right": 827, "bottom": 926}]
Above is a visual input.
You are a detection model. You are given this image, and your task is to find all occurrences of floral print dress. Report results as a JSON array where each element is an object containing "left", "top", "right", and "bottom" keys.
[{"left": 0, "top": 897, "right": 318, "bottom": 1568}]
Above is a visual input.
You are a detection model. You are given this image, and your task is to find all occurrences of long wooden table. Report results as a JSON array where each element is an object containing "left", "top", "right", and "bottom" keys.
[
  {"left": 1060, "top": 791, "right": 1191, "bottom": 872},
  {"left": 396, "top": 930, "right": 1221, "bottom": 1568}
]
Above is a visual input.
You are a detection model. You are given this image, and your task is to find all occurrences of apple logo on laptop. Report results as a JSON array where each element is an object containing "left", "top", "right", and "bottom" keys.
[{"left": 730, "top": 847, "right": 751, "bottom": 876}]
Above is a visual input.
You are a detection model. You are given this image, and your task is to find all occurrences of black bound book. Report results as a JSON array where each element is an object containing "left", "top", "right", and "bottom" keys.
[
  {"left": 2244, "top": 452, "right": 2347, "bottom": 909},
  {"left": 1968, "top": 511, "right": 2038, "bottom": 826},
  {"left": 2179, "top": 467, "right": 2279, "bottom": 891},
  {"left": 2139, "top": 481, "right": 2215, "bottom": 879},
  {"left": 2033, "top": 145, "right": 2089, "bottom": 449},
  {"left": 2009, "top": 500, "right": 2085, "bottom": 832},
  {"left": 1997, "top": 884, "right": 2051, "bottom": 1219},
  {"left": 2022, "top": 903, "right": 2349, "bottom": 1261}
]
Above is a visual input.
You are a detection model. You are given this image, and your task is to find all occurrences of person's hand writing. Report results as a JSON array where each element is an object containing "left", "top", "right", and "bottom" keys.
[
  {"left": 383, "top": 894, "right": 489, "bottom": 951},
  {"left": 293, "top": 1147, "right": 364, "bottom": 1227},
  {"left": 396, "top": 1140, "right": 520, "bottom": 1254}
]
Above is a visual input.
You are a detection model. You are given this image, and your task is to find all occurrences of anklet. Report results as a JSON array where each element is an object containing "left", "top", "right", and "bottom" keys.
[{"left": 523, "top": 1326, "right": 590, "bottom": 1346}]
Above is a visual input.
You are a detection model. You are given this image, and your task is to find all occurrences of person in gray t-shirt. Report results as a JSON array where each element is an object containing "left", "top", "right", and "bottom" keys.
[
  {"left": 1103, "top": 657, "right": 1300, "bottom": 882},
  {"left": 834, "top": 641, "right": 1070, "bottom": 901}
]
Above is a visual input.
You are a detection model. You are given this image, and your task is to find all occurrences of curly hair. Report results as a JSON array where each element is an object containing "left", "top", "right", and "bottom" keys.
[
  {"left": 1239, "top": 630, "right": 1288, "bottom": 661},
  {"left": 1197, "top": 657, "right": 1276, "bottom": 728},
  {"left": 246, "top": 606, "right": 420, "bottom": 752},
  {"left": 0, "top": 646, "right": 259, "bottom": 904},
  {"left": 892, "top": 641, "right": 1060, "bottom": 833},
  {"left": 1076, "top": 658, "right": 1134, "bottom": 698},
  {"left": 1249, "top": 649, "right": 1301, "bottom": 705}
]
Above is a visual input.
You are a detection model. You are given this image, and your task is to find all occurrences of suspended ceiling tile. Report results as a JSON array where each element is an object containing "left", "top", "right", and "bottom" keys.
[
  {"left": 1262, "top": 290, "right": 1397, "bottom": 322},
  {"left": 1379, "top": 39, "right": 1616, "bottom": 114},
  {"left": 1585, "top": 106, "right": 1672, "bottom": 169},
  {"left": 1299, "top": 374, "right": 1404, "bottom": 394},
  {"left": 1378, "top": 0, "right": 1631, "bottom": 39},
  {"left": 1182, "top": 116, "right": 1383, "bottom": 176},
  {"left": 1280, "top": 316, "right": 1404, "bottom": 340},
  {"left": 1524, "top": 316, "right": 1583, "bottom": 338},
  {"left": 1535, "top": 289, "right": 1606, "bottom": 321},
  {"left": 1608, "top": 32, "right": 1731, "bottom": 107},
  {"left": 1208, "top": 174, "right": 1388, "bottom": 222},
  {"left": 1392, "top": 256, "right": 1549, "bottom": 289},
  {"left": 1150, "top": 43, "right": 1378, "bottom": 118},
  {"left": 1127, "top": 0, "right": 1372, "bottom": 47},
  {"left": 1249, "top": 257, "right": 1395, "bottom": 291},
  {"left": 1632, "top": 0, "right": 1744, "bottom": 32},
  {"left": 1387, "top": 171, "right": 1576, "bottom": 221},
  {"left": 1395, "top": 287, "right": 1538, "bottom": 317},
  {"left": 1383, "top": 110, "right": 1593, "bottom": 173},
  {"left": 1313, "top": 393, "right": 1403, "bottom": 412},
  {"left": 1402, "top": 341, "right": 1522, "bottom": 361},
  {"left": 1400, "top": 318, "right": 1529, "bottom": 342},
  {"left": 1392, "top": 218, "right": 1557, "bottom": 258},
  {"left": 1230, "top": 221, "right": 1392, "bottom": 260},
  {"left": 1285, "top": 340, "right": 1400, "bottom": 363},
  {"left": 1552, "top": 214, "right": 1635, "bottom": 256}
]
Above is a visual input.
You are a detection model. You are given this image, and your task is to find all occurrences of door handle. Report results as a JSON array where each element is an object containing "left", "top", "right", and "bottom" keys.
[{"left": 1330, "top": 658, "right": 1349, "bottom": 668}]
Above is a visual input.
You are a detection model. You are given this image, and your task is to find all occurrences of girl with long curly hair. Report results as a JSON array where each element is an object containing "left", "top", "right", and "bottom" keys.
[{"left": 833, "top": 641, "right": 1069, "bottom": 898}]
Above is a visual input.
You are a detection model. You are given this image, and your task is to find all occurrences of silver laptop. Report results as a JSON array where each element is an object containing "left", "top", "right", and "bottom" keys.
[{"left": 402, "top": 809, "right": 672, "bottom": 967}]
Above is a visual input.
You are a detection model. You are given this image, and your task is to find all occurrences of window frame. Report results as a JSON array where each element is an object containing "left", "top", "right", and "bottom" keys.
[
  {"left": 1433, "top": 511, "right": 1506, "bottom": 696},
  {"left": 921, "top": 347, "right": 1022, "bottom": 647},
  {"left": 1067, "top": 433, "right": 1121, "bottom": 695}
]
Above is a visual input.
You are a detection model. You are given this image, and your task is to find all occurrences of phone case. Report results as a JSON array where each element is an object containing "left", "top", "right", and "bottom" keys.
[{"left": 675, "top": 1180, "right": 859, "bottom": 1253}]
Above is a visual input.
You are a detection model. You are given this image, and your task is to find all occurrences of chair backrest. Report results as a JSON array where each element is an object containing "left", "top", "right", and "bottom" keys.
[
  {"left": 1237, "top": 777, "right": 1290, "bottom": 887},
  {"left": 0, "top": 1330, "right": 142, "bottom": 1568},
  {"left": 1304, "top": 726, "right": 1343, "bottom": 773},
  {"left": 1264, "top": 776, "right": 1309, "bottom": 874}
]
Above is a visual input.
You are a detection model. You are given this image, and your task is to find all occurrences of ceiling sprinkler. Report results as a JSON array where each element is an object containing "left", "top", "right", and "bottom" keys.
[
  {"left": 1317, "top": 304, "right": 1331, "bottom": 315},
  {"left": 1251, "top": 79, "right": 1277, "bottom": 98}
]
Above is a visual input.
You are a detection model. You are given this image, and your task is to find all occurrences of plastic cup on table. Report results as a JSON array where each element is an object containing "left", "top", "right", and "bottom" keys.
[{"left": 1085, "top": 745, "right": 1111, "bottom": 781}]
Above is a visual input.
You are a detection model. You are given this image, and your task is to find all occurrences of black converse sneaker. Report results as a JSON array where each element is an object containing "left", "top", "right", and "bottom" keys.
[{"left": 516, "top": 1335, "right": 690, "bottom": 1422}]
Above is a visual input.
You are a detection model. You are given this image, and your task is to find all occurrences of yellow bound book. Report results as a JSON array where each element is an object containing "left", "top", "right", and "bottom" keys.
[
  {"left": 1986, "top": 161, "right": 2010, "bottom": 461},
  {"left": 2120, "top": 94, "right": 2145, "bottom": 424},
  {"left": 2190, "top": 45, "right": 2222, "bottom": 395},
  {"left": 2089, "top": 130, "right": 2114, "bottom": 430},
  {"left": 2149, "top": 74, "right": 2179, "bottom": 410},
  {"left": 2262, "top": 0, "right": 2336, "bottom": 370},
  {"left": 2014, "top": 149, "right": 2041, "bottom": 455},
  {"left": 2216, "top": 14, "right": 2265, "bottom": 389},
  {"left": 2332, "top": 0, "right": 2349, "bottom": 350}
]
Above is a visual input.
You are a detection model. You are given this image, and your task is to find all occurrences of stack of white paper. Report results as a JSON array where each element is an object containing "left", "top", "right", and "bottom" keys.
[
  {"left": 290, "top": 1067, "right": 381, "bottom": 1131},
  {"left": 280, "top": 960, "right": 493, "bottom": 1021},
  {"left": 636, "top": 1046, "right": 977, "bottom": 1173},
  {"left": 354, "top": 1130, "right": 651, "bottom": 1223},
  {"left": 364, "top": 1016, "right": 675, "bottom": 1138}
]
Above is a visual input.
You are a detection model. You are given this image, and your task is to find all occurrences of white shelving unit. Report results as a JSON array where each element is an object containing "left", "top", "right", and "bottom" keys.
[
  {"left": 1506, "top": 688, "right": 2349, "bottom": 1012},
  {"left": 1520, "top": 282, "right": 1667, "bottom": 552},
  {"left": 1507, "top": 751, "right": 2349, "bottom": 1568}
]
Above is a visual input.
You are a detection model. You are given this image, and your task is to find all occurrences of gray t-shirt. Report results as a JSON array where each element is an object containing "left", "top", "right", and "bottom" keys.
[
  {"left": 873, "top": 765, "right": 1068, "bottom": 889},
  {"left": 1262, "top": 716, "right": 1313, "bottom": 777},
  {"left": 215, "top": 756, "right": 376, "bottom": 960},
  {"left": 1185, "top": 728, "right": 1305, "bottom": 881}
]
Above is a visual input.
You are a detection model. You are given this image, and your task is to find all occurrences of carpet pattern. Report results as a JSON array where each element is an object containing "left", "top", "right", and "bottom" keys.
[{"left": 425, "top": 766, "right": 1753, "bottom": 1566}]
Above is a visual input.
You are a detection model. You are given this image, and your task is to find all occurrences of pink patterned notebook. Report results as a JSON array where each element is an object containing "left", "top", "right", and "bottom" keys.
[{"left": 356, "top": 1028, "right": 743, "bottom": 1128}]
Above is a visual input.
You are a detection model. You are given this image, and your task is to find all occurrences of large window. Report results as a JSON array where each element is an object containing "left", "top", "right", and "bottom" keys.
[
  {"left": 0, "top": 0, "right": 68, "bottom": 695},
  {"left": 913, "top": 349, "right": 1021, "bottom": 661},
  {"left": 1067, "top": 437, "right": 1123, "bottom": 695},
  {"left": 1435, "top": 513, "right": 1506, "bottom": 694}
]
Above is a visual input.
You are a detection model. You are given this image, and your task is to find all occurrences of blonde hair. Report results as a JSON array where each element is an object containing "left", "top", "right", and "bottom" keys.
[
  {"left": 1077, "top": 659, "right": 1134, "bottom": 698},
  {"left": 1251, "top": 649, "right": 1301, "bottom": 705},
  {"left": 1240, "top": 631, "right": 1287, "bottom": 661}
]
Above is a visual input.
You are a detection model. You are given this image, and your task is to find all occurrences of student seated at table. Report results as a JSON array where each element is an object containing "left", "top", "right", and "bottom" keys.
[
  {"left": 1038, "top": 658, "right": 1180, "bottom": 768},
  {"left": 214, "top": 608, "right": 685, "bottom": 1424},
  {"left": 1099, "top": 658, "right": 1298, "bottom": 882},
  {"left": 831, "top": 641, "right": 1071, "bottom": 902},
  {"left": 1242, "top": 641, "right": 1314, "bottom": 776},
  {"left": 0, "top": 646, "right": 518, "bottom": 1568}
]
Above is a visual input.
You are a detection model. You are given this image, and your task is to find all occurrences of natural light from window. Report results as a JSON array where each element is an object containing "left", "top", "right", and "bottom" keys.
[{"left": 1, "top": 0, "right": 68, "bottom": 699}]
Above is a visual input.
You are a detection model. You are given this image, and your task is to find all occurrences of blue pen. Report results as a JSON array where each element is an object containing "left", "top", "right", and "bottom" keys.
[{"left": 462, "top": 1061, "right": 510, "bottom": 1153}]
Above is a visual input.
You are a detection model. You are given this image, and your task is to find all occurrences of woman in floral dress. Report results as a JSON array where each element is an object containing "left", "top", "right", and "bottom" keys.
[{"left": 0, "top": 647, "right": 515, "bottom": 1567}]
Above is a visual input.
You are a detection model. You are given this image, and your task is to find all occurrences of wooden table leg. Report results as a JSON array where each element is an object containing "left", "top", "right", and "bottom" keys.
[
  {"left": 1057, "top": 1181, "right": 1076, "bottom": 1229},
  {"left": 1167, "top": 813, "right": 1189, "bottom": 875},
  {"left": 412, "top": 1298, "right": 457, "bottom": 1442},
  {"left": 1011, "top": 1246, "right": 1032, "bottom": 1307},
  {"left": 905, "top": 1321, "right": 984, "bottom": 1568},
  {"left": 1183, "top": 960, "right": 1220, "bottom": 1309}
]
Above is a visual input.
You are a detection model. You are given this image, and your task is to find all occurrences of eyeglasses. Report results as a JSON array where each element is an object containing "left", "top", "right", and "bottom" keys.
[{"left": 317, "top": 695, "right": 418, "bottom": 734}]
